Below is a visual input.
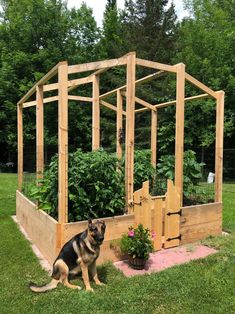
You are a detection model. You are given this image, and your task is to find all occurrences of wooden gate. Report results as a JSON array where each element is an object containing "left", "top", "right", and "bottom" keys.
[{"left": 133, "top": 179, "right": 181, "bottom": 250}]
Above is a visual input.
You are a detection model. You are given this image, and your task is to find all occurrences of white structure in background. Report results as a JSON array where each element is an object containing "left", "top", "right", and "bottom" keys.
[{"left": 207, "top": 172, "right": 215, "bottom": 183}]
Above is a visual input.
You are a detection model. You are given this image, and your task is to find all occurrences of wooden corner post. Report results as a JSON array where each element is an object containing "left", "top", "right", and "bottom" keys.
[
  {"left": 116, "top": 89, "right": 123, "bottom": 159},
  {"left": 215, "top": 91, "right": 224, "bottom": 202},
  {"left": 175, "top": 63, "right": 185, "bottom": 204},
  {"left": 125, "top": 52, "right": 136, "bottom": 211},
  {"left": 36, "top": 85, "right": 44, "bottom": 180},
  {"left": 17, "top": 104, "right": 23, "bottom": 190},
  {"left": 58, "top": 61, "right": 68, "bottom": 224},
  {"left": 151, "top": 109, "right": 157, "bottom": 168},
  {"left": 92, "top": 75, "right": 100, "bottom": 150}
]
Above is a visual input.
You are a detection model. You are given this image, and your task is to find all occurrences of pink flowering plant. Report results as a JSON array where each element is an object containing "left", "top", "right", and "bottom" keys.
[{"left": 120, "top": 224, "right": 154, "bottom": 260}]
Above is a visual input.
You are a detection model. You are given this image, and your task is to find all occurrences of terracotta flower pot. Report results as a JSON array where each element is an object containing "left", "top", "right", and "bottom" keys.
[{"left": 128, "top": 256, "right": 146, "bottom": 270}]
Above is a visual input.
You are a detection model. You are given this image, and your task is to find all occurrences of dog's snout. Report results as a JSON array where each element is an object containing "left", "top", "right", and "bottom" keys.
[{"left": 99, "top": 235, "right": 104, "bottom": 242}]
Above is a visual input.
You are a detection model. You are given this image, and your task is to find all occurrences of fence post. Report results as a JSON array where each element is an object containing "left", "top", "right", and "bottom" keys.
[
  {"left": 17, "top": 103, "right": 23, "bottom": 190},
  {"left": 215, "top": 91, "right": 224, "bottom": 202},
  {"left": 36, "top": 85, "right": 44, "bottom": 180},
  {"left": 125, "top": 52, "right": 136, "bottom": 212},
  {"left": 116, "top": 89, "right": 123, "bottom": 159},
  {"left": 92, "top": 74, "right": 100, "bottom": 150},
  {"left": 175, "top": 63, "right": 185, "bottom": 205},
  {"left": 58, "top": 61, "right": 68, "bottom": 224}
]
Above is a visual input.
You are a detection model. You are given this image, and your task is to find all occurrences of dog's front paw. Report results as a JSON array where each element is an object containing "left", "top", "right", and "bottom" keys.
[
  {"left": 96, "top": 281, "right": 105, "bottom": 286},
  {"left": 86, "top": 287, "right": 94, "bottom": 292}
]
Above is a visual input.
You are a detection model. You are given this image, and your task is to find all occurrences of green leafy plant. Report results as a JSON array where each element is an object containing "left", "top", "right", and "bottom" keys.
[{"left": 120, "top": 224, "right": 154, "bottom": 260}]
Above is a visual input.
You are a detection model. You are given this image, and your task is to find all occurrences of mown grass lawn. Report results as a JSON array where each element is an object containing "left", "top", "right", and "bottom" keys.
[{"left": 0, "top": 173, "right": 235, "bottom": 314}]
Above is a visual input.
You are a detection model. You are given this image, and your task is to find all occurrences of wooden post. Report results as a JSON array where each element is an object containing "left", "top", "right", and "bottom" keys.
[
  {"left": 92, "top": 75, "right": 100, "bottom": 150},
  {"left": 17, "top": 104, "right": 23, "bottom": 190},
  {"left": 215, "top": 91, "right": 224, "bottom": 202},
  {"left": 36, "top": 85, "right": 44, "bottom": 180},
  {"left": 151, "top": 109, "right": 157, "bottom": 168},
  {"left": 175, "top": 63, "right": 185, "bottom": 205},
  {"left": 58, "top": 61, "right": 68, "bottom": 224},
  {"left": 116, "top": 90, "right": 123, "bottom": 159},
  {"left": 125, "top": 52, "right": 136, "bottom": 211}
]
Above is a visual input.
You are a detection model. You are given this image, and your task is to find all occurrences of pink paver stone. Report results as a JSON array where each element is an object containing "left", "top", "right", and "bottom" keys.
[{"left": 114, "top": 245, "right": 217, "bottom": 277}]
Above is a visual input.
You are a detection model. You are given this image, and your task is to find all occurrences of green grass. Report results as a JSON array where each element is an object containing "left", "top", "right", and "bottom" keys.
[{"left": 0, "top": 174, "right": 235, "bottom": 314}]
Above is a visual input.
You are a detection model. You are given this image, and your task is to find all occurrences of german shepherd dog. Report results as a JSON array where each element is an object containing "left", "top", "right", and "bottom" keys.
[{"left": 30, "top": 219, "right": 106, "bottom": 292}]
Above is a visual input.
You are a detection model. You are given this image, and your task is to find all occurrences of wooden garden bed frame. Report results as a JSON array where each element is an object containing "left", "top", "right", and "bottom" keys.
[{"left": 16, "top": 52, "right": 224, "bottom": 264}]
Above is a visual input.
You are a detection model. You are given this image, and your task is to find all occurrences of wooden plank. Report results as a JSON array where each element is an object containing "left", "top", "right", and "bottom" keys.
[
  {"left": 133, "top": 187, "right": 143, "bottom": 221},
  {"left": 141, "top": 181, "right": 151, "bottom": 229},
  {"left": 17, "top": 104, "right": 23, "bottom": 190},
  {"left": 122, "top": 92, "right": 156, "bottom": 111},
  {"left": 164, "top": 180, "right": 181, "bottom": 249},
  {"left": 175, "top": 63, "right": 185, "bottom": 204},
  {"left": 68, "top": 95, "right": 93, "bottom": 102},
  {"left": 58, "top": 61, "right": 68, "bottom": 224},
  {"left": 135, "top": 93, "right": 209, "bottom": 113},
  {"left": 17, "top": 62, "right": 59, "bottom": 105},
  {"left": 68, "top": 76, "right": 93, "bottom": 92},
  {"left": 43, "top": 82, "right": 58, "bottom": 92},
  {"left": 36, "top": 86, "right": 44, "bottom": 180},
  {"left": 23, "top": 96, "right": 59, "bottom": 108},
  {"left": 68, "top": 55, "right": 127, "bottom": 74},
  {"left": 16, "top": 191, "right": 58, "bottom": 265},
  {"left": 215, "top": 91, "right": 224, "bottom": 202},
  {"left": 116, "top": 90, "right": 123, "bottom": 159},
  {"left": 92, "top": 75, "right": 100, "bottom": 150},
  {"left": 125, "top": 52, "right": 136, "bottom": 210},
  {"left": 180, "top": 203, "right": 222, "bottom": 244},
  {"left": 185, "top": 72, "right": 217, "bottom": 99},
  {"left": 99, "top": 71, "right": 164, "bottom": 100},
  {"left": 151, "top": 110, "right": 157, "bottom": 168},
  {"left": 136, "top": 58, "right": 177, "bottom": 73},
  {"left": 151, "top": 197, "right": 163, "bottom": 250}
]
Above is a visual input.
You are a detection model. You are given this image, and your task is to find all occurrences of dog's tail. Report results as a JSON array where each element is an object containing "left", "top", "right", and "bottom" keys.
[{"left": 29, "top": 279, "right": 59, "bottom": 293}]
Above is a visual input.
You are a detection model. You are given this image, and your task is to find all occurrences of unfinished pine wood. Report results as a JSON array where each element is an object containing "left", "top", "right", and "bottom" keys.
[
  {"left": 116, "top": 90, "right": 123, "bottom": 159},
  {"left": 99, "top": 71, "right": 164, "bottom": 100},
  {"left": 68, "top": 55, "right": 127, "bottom": 74},
  {"left": 136, "top": 58, "right": 177, "bottom": 73},
  {"left": 17, "top": 62, "right": 59, "bottom": 105},
  {"left": 151, "top": 197, "right": 163, "bottom": 250},
  {"left": 16, "top": 190, "right": 58, "bottom": 264},
  {"left": 125, "top": 52, "right": 136, "bottom": 209},
  {"left": 135, "top": 93, "right": 209, "bottom": 113},
  {"left": 99, "top": 99, "right": 126, "bottom": 115},
  {"left": 17, "top": 104, "right": 23, "bottom": 190},
  {"left": 175, "top": 63, "right": 185, "bottom": 204},
  {"left": 23, "top": 96, "right": 59, "bottom": 108},
  {"left": 68, "top": 95, "right": 93, "bottom": 102},
  {"left": 92, "top": 75, "right": 100, "bottom": 150},
  {"left": 180, "top": 202, "right": 222, "bottom": 244},
  {"left": 164, "top": 180, "right": 181, "bottom": 249},
  {"left": 151, "top": 110, "right": 157, "bottom": 168},
  {"left": 215, "top": 91, "right": 224, "bottom": 202},
  {"left": 68, "top": 76, "right": 93, "bottom": 92},
  {"left": 58, "top": 61, "right": 68, "bottom": 224},
  {"left": 185, "top": 72, "right": 217, "bottom": 99},
  {"left": 43, "top": 82, "right": 58, "bottom": 92},
  {"left": 36, "top": 86, "right": 44, "bottom": 180}
]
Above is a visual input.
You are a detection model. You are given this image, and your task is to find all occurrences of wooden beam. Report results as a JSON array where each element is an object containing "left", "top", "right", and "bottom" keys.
[
  {"left": 17, "top": 104, "right": 23, "bottom": 190},
  {"left": 215, "top": 91, "right": 224, "bottom": 202},
  {"left": 23, "top": 96, "right": 59, "bottom": 108},
  {"left": 68, "top": 76, "right": 93, "bottom": 92},
  {"left": 125, "top": 52, "right": 136, "bottom": 211},
  {"left": 135, "top": 93, "right": 209, "bottom": 113},
  {"left": 58, "top": 61, "right": 68, "bottom": 224},
  {"left": 68, "top": 55, "right": 127, "bottom": 74},
  {"left": 136, "top": 58, "right": 177, "bottom": 73},
  {"left": 151, "top": 110, "right": 157, "bottom": 168},
  {"left": 99, "top": 71, "right": 164, "bottom": 100},
  {"left": 36, "top": 86, "right": 44, "bottom": 180},
  {"left": 174, "top": 63, "right": 185, "bottom": 205},
  {"left": 68, "top": 95, "right": 93, "bottom": 102},
  {"left": 17, "top": 62, "right": 60, "bottom": 105},
  {"left": 92, "top": 75, "right": 100, "bottom": 150},
  {"left": 185, "top": 72, "right": 217, "bottom": 99},
  {"left": 135, "top": 96, "right": 156, "bottom": 111},
  {"left": 116, "top": 90, "right": 123, "bottom": 159},
  {"left": 100, "top": 99, "right": 126, "bottom": 116},
  {"left": 43, "top": 82, "right": 58, "bottom": 92}
]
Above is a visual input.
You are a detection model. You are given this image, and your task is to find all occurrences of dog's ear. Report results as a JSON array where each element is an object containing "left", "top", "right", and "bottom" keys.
[
  {"left": 100, "top": 220, "right": 106, "bottom": 229},
  {"left": 88, "top": 218, "right": 92, "bottom": 226}
]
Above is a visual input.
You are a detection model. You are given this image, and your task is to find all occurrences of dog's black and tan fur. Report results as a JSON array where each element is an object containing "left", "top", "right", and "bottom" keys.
[{"left": 30, "top": 219, "right": 106, "bottom": 292}]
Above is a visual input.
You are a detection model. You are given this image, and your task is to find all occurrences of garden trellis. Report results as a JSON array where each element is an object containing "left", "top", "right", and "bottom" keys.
[{"left": 16, "top": 52, "right": 224, "bottom": 263}]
